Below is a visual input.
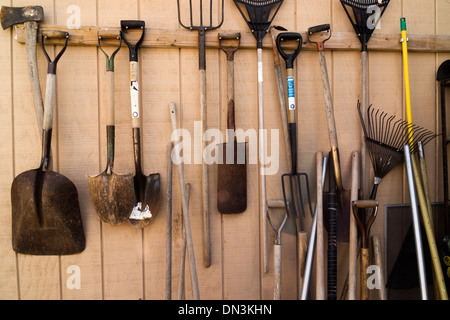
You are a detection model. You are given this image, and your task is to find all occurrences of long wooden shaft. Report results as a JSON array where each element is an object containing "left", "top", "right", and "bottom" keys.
[{"left": 169, "top": 102, "right": 200, "bottom": 300}]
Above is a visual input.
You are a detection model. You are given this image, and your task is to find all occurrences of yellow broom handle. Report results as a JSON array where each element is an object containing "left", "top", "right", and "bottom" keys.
[
  {"left": 401, "top": 17, "right": 449, "bottom": 300},
  {"left": 401, "top": 18, "right": 413, "bottom": 144}
]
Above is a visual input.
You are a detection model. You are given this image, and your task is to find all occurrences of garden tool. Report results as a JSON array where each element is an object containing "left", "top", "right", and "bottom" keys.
[
  {"left": 401, "top": 17, "right": 448, "bottom": 300},
  {"left": 88, "top": 31, "right": 135, "bottom": 225},
  {"left": 170, "top": 102, "right": 200, "bottom": 300},
  {"left": 11, "top": 31, "right": 85, "bottom": 255},
  {"left": 121, "top": 20, "right": 161, "bottom": 229},
  {"left": 217, "top": 32, "right": 247, "bottom": 214},
  {"left": 404, "top": 144, "right": 429, "bottom": 300},
  {"left": 1, "top": 6, "right": 44, "bottom": 136},
  {"left": 437, "top": 59, "right": 450, "bottom": 290},
  {"left": 177, "top": 0, "right": 224, "bottom": 266},
  {"left": 308, "top": 23, "right": 351, "bottom": 243},
  {"left": 352, "top": 199, "right": 378, "bottom": 300},
  {"left": 301, "top": 153, "right": 328, "bottom": 300},
  {"left": 339, "top": 0, "right": 390, "bottom": 198},
  {"left": 233, "top": 0, "right": 284, "bottom": 273}
]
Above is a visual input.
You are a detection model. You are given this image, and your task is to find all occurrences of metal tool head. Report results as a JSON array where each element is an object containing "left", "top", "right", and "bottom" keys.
[
  {"left": 88, "top": 171, "right": 135, "bottom": 225},
  {"left": 1, "top": 6, "right": 43, "bottom": 30},
  {"left": 282, "top": 172, "right": 313, "bottom": 219},
  {"left": 177, "top": 0, "right": 224, "bottom": 30},
  {"left": 233, "top": 0, "right": 284, "bottom": 48},
  {"left": 340, "top": 0, "right": 390, "bottom": 51},
  {"left": 358, "top": 103, "right": 438, "bottom": 179},
  {"left": 128, "top": 173, "right": 161, "bottom": 229},
  {"left": 217, "top": 141, "right": 247, "bottom": 214},
  {"left": 12, "top": 168, "right": 85, "bottom": 255}
]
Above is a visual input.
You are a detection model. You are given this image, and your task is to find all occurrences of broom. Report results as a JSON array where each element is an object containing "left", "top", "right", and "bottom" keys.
[{"left": 357, "top": 102, "right": 437, "bottom": 201}]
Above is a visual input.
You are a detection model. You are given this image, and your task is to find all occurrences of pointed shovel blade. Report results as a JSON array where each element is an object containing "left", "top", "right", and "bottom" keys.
[
  {"left": 88, "top": 171, "right": 135, "bottom": 225},
  {"left": 128, "top": 173, "right": 161, "bottom": 228}
]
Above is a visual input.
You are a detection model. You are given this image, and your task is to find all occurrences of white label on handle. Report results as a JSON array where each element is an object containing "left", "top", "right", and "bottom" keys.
[
  {"left": 131, "top": 81, "right": 139, "bottom": 118},
  {"left": 258, "top": 61, "right": 263, "bottom": 83},
  {"left": 287, "top": 76, "right": 296, "bottom": 110}
]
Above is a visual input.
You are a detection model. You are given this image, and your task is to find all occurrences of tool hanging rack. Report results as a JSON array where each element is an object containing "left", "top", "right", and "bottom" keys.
[{"left": 12, "top": 24, "right": 450, "bottom": 53}]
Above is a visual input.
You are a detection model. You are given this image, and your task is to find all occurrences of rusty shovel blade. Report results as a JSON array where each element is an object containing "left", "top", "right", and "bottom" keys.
[
  {"left": 88, "top": 171, "right": 135, "bottom": 225},
  {"left": 217, "top": 141, "right": 247, "bottom": 214},
  {"left": 128, "top": 173, "right": 161, "bottom": 228},
  {"left": 11, "top": 169, "right": 85, "bottom": 255}
]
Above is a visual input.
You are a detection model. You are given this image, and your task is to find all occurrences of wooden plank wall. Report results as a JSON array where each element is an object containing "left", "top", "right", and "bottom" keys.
[{"left": 0, "top": 0, "right": 449, "bottom": 300}]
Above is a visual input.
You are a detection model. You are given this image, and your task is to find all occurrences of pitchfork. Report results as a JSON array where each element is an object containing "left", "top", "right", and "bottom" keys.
[
  {"left": 177, "top": 0, "right": 224, "bottom": 268},
  {"left": 276, "top": 32, "right": 313, "bottom": 232}
]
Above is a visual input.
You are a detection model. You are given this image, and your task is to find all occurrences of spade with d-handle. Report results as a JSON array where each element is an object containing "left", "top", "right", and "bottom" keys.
[
  {"left": 121, "top": 20, "right": 161, "bottom": 229},
  {"left": 11, "top": 31, "right": 85, "bottom": 255},
  {"left": 276, "top": 32, "right": 313, "bottom": 234}
]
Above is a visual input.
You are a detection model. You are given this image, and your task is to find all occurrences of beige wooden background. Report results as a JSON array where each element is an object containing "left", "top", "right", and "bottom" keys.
[{"left": 0, "top": 0, "right": 449, "bottom": 300}]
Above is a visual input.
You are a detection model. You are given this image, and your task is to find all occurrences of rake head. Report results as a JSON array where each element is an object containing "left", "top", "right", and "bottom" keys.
[
  {"left": 340, "top": 0, "right": 390, "bottom": 51},
  {"left": 177, "top": 0, "right": 224, "bottom": 30},
  {"left": 358, "top": 102, "right": 438, "bottom": 181},
  {"left": 233, "top": 0, "right": 284, "bottom": 48}
]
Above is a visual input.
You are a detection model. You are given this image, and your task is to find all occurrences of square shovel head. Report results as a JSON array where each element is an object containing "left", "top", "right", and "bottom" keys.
[
  {"left": 217, "top": 141, "right": 247, "bottom": 214},
  {"left": 11, "top": 169, "right": 86, "bottom": 255}
]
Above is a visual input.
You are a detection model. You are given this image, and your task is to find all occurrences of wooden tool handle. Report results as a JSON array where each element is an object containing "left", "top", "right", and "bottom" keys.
[
  {"left": 360, "top": 247, "right": 370, "bottom": 300},
  {"left": 165, "top": 142, "right": 173, "bottom": 300},
  {"left": 130, "top": 61, "right": 140, "bottom": 129},
  {"left": 297, "top": 231, "right": 308, "bottom": 294},
  {"left": 348, "top": 150, "right": 360, "bottom": 300},
  {"left": 317, "top": 50, "right": 343, "bottom": 193},
  {"left": 169, "top": 102, "right": 200, "bottom": 300},
  {"left": 353, "top": 200, "right": 378, "bottom": 209},
  {"left": 273, "top": 243, "right": 282, "bottom": 300},
  {"left": 25, "top": 21, "right": 44, "bottom": 134},
  {"left": 106, "top": 70, "right": 115, "bottom": 126},
  {"left": 199, "top": 67, "right": 211, "bottom": 268},
  {"left": 43, "top": 73, "right": 56, "bottom": 131},
  {"left": 372, "top": 235, "right": 387, "bottom": 300},
  {"left": 227, "top": 60, "right": 235, "bottom": 131},
  {"left": 316, "top": 152, "right": 325, "bottom": 300}
]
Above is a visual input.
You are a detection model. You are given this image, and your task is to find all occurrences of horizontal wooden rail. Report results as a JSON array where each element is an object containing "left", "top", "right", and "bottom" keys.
[{"left": 12, "top": 24, "right": 450, "bottom": 53}]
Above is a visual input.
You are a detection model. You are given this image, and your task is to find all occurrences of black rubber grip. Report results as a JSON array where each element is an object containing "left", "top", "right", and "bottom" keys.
[
  {"left": 120, "top": 20, "right": 145, "bottom": 30},
  {"left": 120, "top": 20, "right": 145, "bottom": 62},
  {"left": 327, "top": 151, "right": 337, "bottom": 300},
  {"left": 308, "top": 23, "right": 330, "bottom": 35},
  {"left": 276, "top": 32, "right": 302, "bottom": 69}
]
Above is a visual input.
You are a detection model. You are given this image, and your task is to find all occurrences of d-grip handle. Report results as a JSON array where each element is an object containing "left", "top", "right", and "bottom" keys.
[
  {"left": 40, "top": 31, "right": 69, "bottom": 170},
  {"left": 276, "top": 32, "right": 302, "bottom": 69},
  {"left": 121, "top": 20, "right": 145, "bottom": 62},
  {"left": 308, "top": 23, "right": 330, "bottom": 35}
]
